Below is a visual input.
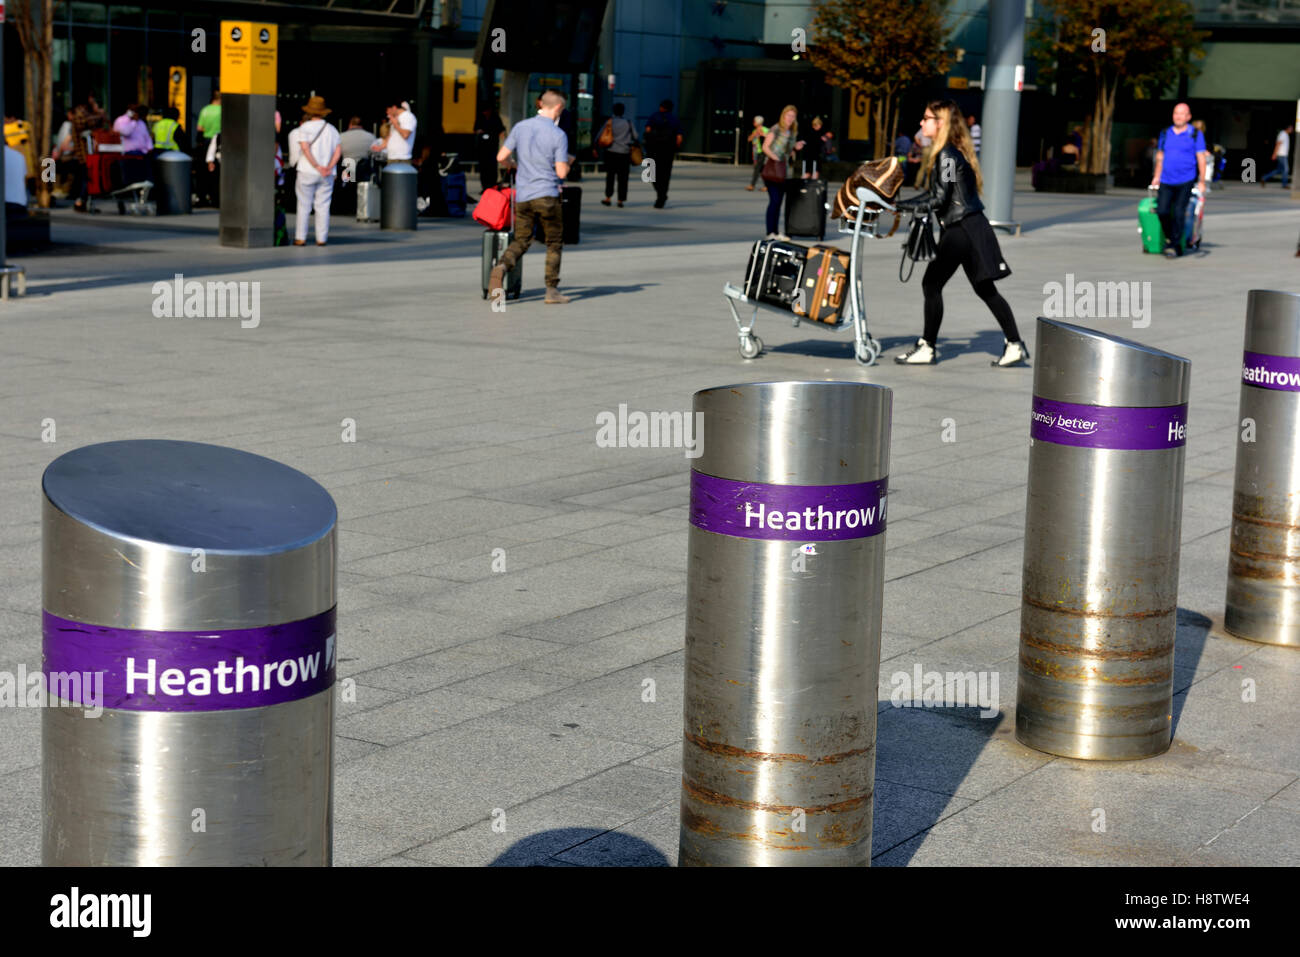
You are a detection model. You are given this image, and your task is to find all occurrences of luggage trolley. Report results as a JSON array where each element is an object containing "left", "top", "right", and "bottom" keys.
[{"left": 723, "top": 185, "right": 899, "bottom": 366}]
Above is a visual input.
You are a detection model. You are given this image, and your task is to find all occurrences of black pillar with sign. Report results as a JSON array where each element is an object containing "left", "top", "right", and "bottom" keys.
[{"left": 219, "top": 22, "right": 278, "bottom": 249}]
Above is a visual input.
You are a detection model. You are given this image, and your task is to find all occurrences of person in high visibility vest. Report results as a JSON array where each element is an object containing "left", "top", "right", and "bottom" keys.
[{"left": 152, "top": 107, "right": 181, "bottom": 151}]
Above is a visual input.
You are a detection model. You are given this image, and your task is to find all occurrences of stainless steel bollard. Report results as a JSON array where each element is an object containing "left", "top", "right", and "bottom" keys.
[
  {"left": 380, "top": 161, "right": 418, "bottom": 230},
  {"left": 42, "top": 440, "right": 337, "bottom": 865},
  {"left": 680, "top": 381, "right": 891, "bottom": 866},
  {"left": 1016, "top": 319, "right": 1190, "bottom": 760},
  {"left": 1226, "top": 289, "right": 1300, "bottom": 646}
]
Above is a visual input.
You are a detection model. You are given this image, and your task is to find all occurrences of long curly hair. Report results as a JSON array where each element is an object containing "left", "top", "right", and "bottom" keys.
[{"left": 921, "top": 99, "right": 983, "bottom": 193}]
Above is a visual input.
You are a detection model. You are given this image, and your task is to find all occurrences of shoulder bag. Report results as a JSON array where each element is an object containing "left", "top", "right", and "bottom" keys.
[
  {"left": 597, "top": 119, "right": 614, "bottom": 148},
  {"left": 899, "top": 209, "right": 938, "bottom": 282}
]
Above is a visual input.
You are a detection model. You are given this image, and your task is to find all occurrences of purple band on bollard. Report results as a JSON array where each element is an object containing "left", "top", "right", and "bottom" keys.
[
  {"left": 1241, "top": 351, "right": 1300, "bottom": 392},
  {"left": 42, "top": 607, "right": 336, "bottom": 712},
  {"left": 690, "top": 471, "right": 888, "bottom": 542},
  {"left": 1030, "top": 397, "right": 1188, "bottom": 450}
]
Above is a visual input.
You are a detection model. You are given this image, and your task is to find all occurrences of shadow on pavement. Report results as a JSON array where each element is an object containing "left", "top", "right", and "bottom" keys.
[
  {"left": 1171, "top": 607, "right": 1212, "bottom": 735},
  {"left": 490, "top": 827, "right": 670, "bottom": 866},
  {"left": 872, "top": 701, "right": 1004, "bottom": 865}
]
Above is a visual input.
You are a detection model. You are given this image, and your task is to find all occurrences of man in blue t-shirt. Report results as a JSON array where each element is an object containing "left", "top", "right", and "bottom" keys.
[
  {"left": 1150, "top": 102, "right": 1206, "bottom": 258},
  {"left": 490, "top": 90, "right": 572, "bottom": 304}
]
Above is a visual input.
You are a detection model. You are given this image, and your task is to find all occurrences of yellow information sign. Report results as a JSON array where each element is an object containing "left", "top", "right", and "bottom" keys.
[
  {"left": 168, "top": 66, "right": 187, "bottom": 127},
  {"left": 220, "top": 21, "right": 277, "bottom": 96},
  {"left": 442, "top": 56, "right": 478, "bottom": 134},
  {"left": 848, "top": 88, "right": 871, "bottom": 142}
]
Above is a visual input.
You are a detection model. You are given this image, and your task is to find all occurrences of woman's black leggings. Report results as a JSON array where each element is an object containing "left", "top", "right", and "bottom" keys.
[{"left": 920, "top": 218, "right": 1021, "bottom": 346}]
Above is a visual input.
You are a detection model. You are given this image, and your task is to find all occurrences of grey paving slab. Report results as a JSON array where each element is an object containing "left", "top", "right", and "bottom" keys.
[
  {"left": 921, "top": 758, "right": 1278, "bottom": 866},
  {"left": 0, "top": 766, "right": 40, "bottom": 866},
  {"left": 508, "top": 585, "right": 686, "bottom": 645},
  {"left": 443, "top": 664, "right": 581, "bottom": 703},
  {"left": 351, "top": 634, "right": 563, "bottom": 695},
  {"left": 337, "top": 687, "right": 511, "bottom": 746},
  {"left": 332, "top": 717, "right": 649, "bottom": 861},
  {"left": 501, "top": 654, "right": 684, "bottom": 748},
  {"left": 551, "top": 802, "right": 678, "bottom": 866},
  {"left": 517, "top": 617, "right": 684, "bottom": 681}
]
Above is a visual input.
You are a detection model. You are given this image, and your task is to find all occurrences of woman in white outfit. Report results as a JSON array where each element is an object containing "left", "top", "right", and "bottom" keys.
[{"left": 288, "top": 96, "right": 342, "bottom": 246}]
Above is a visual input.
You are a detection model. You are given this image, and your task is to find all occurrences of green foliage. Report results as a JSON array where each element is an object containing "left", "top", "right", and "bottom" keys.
[{"left": 1030, "top": 0, "right": 1207, "bottom": 173}]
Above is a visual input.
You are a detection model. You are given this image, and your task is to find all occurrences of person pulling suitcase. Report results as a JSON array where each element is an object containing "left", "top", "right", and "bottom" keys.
[{"left": 488, "top": 90, "right": 572, "bottom": 305}]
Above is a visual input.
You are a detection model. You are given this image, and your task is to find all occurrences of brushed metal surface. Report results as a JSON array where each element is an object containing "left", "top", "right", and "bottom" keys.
[
  {"left": 681, "top": 381, "right": 890, "bottom": 866},
  {"left": 1016, "top": 320, "right": 1190, "bottom": 760},
  {"left": 1226, "top": 290, "right": 1300, "bottom": 646},
  {"left": 41, "top": 440, "right": 337, "bottom": 865},
  {"left": 1033, "top": 318, "right": 1189, "bottom": 408},
  {"left": 691, "top": 380, "right": 891, "bottom": 485},
  {"left": 43, "top": 691, "right": 333, "bottom": 866}
]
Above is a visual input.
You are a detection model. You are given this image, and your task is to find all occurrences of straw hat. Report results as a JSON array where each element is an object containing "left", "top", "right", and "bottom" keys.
[{"left": 302, "top": 96, "right": 332, "bottom": 118}]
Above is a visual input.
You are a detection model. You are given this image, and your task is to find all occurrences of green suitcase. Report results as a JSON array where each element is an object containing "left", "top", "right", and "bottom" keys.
[{"left": 1138, "top": 194, "right": 1164, "bottom": 254}]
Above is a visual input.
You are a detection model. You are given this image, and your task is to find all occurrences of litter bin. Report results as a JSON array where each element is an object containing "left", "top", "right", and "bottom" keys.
[
  {"left": 1016, "top": 319, "right": 1190, "bottom": 760},
  {"left": 680, "top": 380, "right": 891, "bottom": 866},
  {"left": 1226, "top": 289, "right": 1300, "bottom": 646},
  {"left": 42, "top": 440, "right": 337, "bottom": 865},
  {"left": 153, "top": 150, "right": 192, "bottom": 215},
  {"left": 380, "top": 161, "right": 418, "bottom": 230}
]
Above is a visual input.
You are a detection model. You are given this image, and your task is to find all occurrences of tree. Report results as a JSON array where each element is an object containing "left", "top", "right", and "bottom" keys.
[
  {"left": 807, "top": 0, "right": 951, "bottom": 160},
  {"left": 1031, "top": 0, "right": 1206, "bottom": 176},
  {"left": 12, "top": 0, "right": 55, "bottom": 208}
]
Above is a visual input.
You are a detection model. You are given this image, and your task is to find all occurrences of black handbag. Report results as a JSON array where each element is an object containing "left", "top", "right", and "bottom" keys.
[{"left": 899, "top": 209, "right": 939, "bottom": 282}]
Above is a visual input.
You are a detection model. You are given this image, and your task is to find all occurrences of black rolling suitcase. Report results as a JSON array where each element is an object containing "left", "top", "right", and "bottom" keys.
[
  {"left": 744, "top": 238, "right": 808, "bottom": 309},
  {"left": 534, "top": 184, "right": 581, "bottom": 244},
  {"left": 482, "top": 173, "right": 522, "bottom": 300},
  {"left": 785, "top": 162, "right": 827, "bottom": 240},
  {"left": 482, "top": 230, "right": 523, "bottom": 300}
]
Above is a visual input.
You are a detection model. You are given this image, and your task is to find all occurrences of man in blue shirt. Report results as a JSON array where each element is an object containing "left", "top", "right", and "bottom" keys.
[
  {"left": 490, "top": 90, "right": 572, "bottom": 304},
  {"left": 1150, "top": 102, "right": 1206, "bottom": 258}
]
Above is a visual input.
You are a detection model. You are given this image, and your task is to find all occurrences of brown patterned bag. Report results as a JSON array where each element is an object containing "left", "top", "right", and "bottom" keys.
[{"left": 832, "top": 156, "right": 905, "bottom": 220}]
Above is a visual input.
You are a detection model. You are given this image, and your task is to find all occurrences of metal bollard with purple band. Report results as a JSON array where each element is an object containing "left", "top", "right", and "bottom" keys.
[
  {"left": 1016, "top": 318, "right": 1191, "bottom": 761},
  {"left": 680, "top": 381, "right": 891, "bottom": 866},
  {"left": 42, "top": 440, "right": 337, "bottom": 865},
  {"left": 1225, "top": 289, "right": 1300, "bottom": 646}
]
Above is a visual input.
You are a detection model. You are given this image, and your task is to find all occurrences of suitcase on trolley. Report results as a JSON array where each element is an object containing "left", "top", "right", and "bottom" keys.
[
  {"left": 785, "top": 164, "right": 827, "bottom": 240},
  {"left": 482, "top": 229, "right": 523, "bottom": 300},
  {"left": 792, "top": 244, "right": 850, "bottom": 324},
  {"left": 744, "top": 238, "right": 808, "bottom": 309}
]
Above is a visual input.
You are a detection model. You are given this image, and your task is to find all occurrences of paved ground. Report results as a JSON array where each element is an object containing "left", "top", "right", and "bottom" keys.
[{"left": 1, "top": 164, "right": 1298, "bottom": 866}]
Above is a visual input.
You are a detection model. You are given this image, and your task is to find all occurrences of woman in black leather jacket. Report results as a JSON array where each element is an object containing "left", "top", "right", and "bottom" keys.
[{"left": 894, "top": 100, "right": 1029, "bottom": 367}]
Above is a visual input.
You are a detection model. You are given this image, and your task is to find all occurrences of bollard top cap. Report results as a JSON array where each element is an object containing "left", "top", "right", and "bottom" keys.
[
  {"left": 1033, "top": 318, "right": 1190, "bottom": 407},
  {"left": 691, "top": 380, "right": 891, "bottom": 485},
  {"left": 43, "top": 440, "right": 337, "bottom": 554},
  {"left": 1243, "top": 289, "right": 1300, "bottom": 356}
]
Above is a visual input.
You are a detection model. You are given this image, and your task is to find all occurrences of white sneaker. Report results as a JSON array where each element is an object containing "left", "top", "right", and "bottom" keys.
[
  {"left": 991, "top": 339, "right": 1030, "bottom": 367},
  {"left": 764, "top": 232, "right": 778, "bottom": 240},
  {"left": 895, "top": 338, "right": 938, "bottom": 365},
  {"left": 775, "top": 233, "right": 791, "bottom": 241}
]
